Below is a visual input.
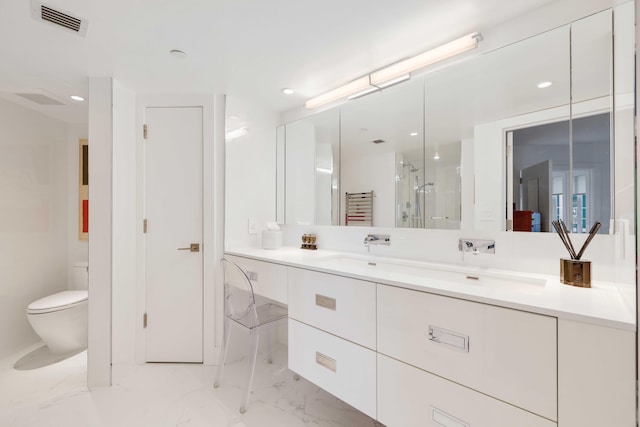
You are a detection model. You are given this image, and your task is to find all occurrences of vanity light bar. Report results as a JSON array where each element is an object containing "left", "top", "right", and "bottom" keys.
[
  {"left": 305, "top": 32, "right": 481, "bottom": 110},
  {"left": 305, "top": 76, "right": 372, "bottom": 110},
  {"left": 370, "top": 32, "right": 482, "bottom": 86}
]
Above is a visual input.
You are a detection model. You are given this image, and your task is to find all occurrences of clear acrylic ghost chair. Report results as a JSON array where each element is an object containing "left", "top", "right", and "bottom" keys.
[{"left": 214, "top": 258, "right": 288, "bottom": 413}]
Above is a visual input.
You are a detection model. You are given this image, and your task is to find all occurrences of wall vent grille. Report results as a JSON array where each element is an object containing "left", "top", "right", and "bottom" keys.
[
  {"left": 41, "top": 6, "right": 82, "bottom": 32},
  {"left": 31, "top": 0, "right": 89, "bottom": 37}
]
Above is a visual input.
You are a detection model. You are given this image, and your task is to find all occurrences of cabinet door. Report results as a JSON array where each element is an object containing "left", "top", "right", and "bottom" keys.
[
  {"left": 377, "top": 284, "right": 557, "bottom": 420},
  {"left": 288, "top": 319, "right": 377, "bottom": 419},
  {"left": 224, "top": 255, "right": 288, "bottom": 304},
  {"left": 288, "top": 268, "right": 376, "bottom": 349},
  {"left": 378, "top": 354, "right": 556, "bottom": 427},
  {"left": 558, "top": 319, "right": 635, "bottom": 427}
]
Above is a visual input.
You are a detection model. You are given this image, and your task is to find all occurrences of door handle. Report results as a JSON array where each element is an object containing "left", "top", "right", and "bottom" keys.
[{"left": 178, "top": 243, "right": 200, "bottom": 252}]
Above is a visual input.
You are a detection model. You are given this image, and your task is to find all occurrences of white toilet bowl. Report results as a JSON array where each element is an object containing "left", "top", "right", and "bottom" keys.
[
  {"left": 27, "top": 291, "right": 88, "bottom": 354},
  {"left": 26, "top": 262, "right": 89, "bottom": 355}
]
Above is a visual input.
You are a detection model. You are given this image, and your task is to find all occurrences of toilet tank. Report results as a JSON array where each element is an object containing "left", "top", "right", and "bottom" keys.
[{"left": 71, "top": 261, "right": 89, "bottom": 290}]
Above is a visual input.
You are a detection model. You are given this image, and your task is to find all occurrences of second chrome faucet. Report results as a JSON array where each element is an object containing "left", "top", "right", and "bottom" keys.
[{"left": 364, "top": 234, "right": 390, "bottom": 253}]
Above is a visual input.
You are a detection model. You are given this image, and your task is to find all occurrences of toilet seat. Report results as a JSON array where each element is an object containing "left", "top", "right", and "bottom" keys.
[{"left": 27, "top": 291, "right": 88, "bottom": 315}]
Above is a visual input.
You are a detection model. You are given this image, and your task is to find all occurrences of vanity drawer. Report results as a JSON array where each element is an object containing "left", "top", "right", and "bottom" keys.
[
  {"left": 288, "top": 268, "right": 376, "bottom": 349},
  {"left": 224, "top": 255, "right": 288, "bottom": 304},
  {"left": 288, "top": 319, "right": 376, "bottom": 419},
  {"left": 378, "top": 354, "right": 556, "bottom": 427},
  {"left": 377, "top": 284, "right": 557, "bottom": 421}
]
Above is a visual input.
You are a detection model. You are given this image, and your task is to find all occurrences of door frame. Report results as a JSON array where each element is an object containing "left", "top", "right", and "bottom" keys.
[{"left": 134, "top": 94, "right": 225, "bottom": 365}]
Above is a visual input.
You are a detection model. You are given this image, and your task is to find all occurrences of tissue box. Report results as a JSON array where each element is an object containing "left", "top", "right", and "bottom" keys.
[{"left": 262, "top": 230, "right": 282, "bottom": 250}]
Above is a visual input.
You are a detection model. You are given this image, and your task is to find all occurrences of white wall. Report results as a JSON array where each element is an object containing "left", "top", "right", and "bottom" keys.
[
  {"left": 111, "top": 80, "right": 137, "bottom": 365},
  {"left": 0, "top": 98, "right": 70, "bottom": 359},
  {"left": 88, "top": 77, "right": 113, "bottom": 388}
]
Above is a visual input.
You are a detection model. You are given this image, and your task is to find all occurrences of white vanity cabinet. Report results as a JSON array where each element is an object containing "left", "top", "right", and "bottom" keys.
[
  {"left": 288, "top": 319, "right": 377, "bottom": 418},
  {"left": 377, "top": 353, "right": 556, "bottom": 427},
  {"left": 226, "top": 252, "right": 636, "bottom": 427},
  {"left": 287, "top": 268, "right": 376, "bottom": 349},
  {"left": 224, "top": 254, "right": 288, "bottom": 304},
  {"left": 377, "top": 284, "right": 558, "bottom": 421},
  {"left": 287, "top": 267, "right": 378, "bottom": 418}
]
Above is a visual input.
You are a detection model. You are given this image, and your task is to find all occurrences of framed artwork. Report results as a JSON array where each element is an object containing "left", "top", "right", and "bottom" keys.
[{"left": 79, "top": 139, "right": 88, "bottom": 240}]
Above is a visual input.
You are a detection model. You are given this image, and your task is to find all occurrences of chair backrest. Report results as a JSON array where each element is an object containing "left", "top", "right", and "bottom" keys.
[{"left": 221, "top": 258, "right": 259, "bottom": 327}]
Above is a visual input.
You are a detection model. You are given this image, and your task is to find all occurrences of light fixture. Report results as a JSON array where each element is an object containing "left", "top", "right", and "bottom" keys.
[
  {"left": 282, "top": 88, "right": 295, "bottom": 95},
  {"left": 537, "top": 81, "right": 552, "bottom": 89},
  {"left": 305, "top": 76, "right": 372, "bottom": 110},
  {"left": 70, "top": 95, "right": 84, "bottom": 101},
  {"left": 371, "top": 33, "right": 481, "bottom": 86},
  {"left": 170, "top": 49, "right": 187, "bottom": 59},
  {"left": 433, "top": 145, "right": 440, "bottom": 160},
  {"left": 306, "top": 32, "right": 481, "bottom": 110},
  {"left": 228, "top": 115, "right": 240, "bottom": 120},
  {"left": 316, "top": 167, "right": 333, "bottom": 174},
  {"left": 410, "top": 132, "right": 418, "bottom": 136},
  {"left": 225, "top": 127, "right": 248, "bottom": 141}
]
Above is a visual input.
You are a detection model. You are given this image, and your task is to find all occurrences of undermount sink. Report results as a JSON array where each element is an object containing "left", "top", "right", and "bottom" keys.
[{"left": 316, "top": 254, "right": 547, "bottom": 290}]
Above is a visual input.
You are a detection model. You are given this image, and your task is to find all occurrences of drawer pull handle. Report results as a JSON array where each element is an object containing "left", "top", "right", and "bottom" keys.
[
  {"left": 431, "top": 406, "right": 469, "bottom": 427},
  {"left": 315, "top": 351, "right": 337, "bottom": 372},
  {"left": 315, "top": 294, "right": 336, "bottom": 311},
  {"left": 428, "top": 325, "right": 469, "bottom": 353}
]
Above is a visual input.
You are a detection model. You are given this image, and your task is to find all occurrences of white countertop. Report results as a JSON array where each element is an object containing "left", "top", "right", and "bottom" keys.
[{"left": 225, "top": 246, "right": 636, "bottom": 332}]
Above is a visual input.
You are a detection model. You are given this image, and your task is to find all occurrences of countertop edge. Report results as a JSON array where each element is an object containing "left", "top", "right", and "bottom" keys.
[{"left": 224, "top": 248, "right": 637, "bottom": 332}]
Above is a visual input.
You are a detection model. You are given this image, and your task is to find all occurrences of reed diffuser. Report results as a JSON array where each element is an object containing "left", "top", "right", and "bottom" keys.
[{"left": 552, "top": 220, "right": 600, "bottom": 288}]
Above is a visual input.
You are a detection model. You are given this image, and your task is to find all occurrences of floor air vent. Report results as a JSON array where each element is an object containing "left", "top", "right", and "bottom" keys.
[{"left": 31, "top": 0, "right": 88, "bottom": 36}]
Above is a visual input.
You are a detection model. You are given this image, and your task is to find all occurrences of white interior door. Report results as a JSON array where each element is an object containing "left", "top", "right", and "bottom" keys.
[
  {"left": 144, "top": 107, "right": 203, "bottom": 362},
  {"left": 521, "top": 160, "right": 552, "bottom": 232}
]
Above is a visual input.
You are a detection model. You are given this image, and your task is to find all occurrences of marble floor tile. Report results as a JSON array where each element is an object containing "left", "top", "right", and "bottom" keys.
[{"left": 0, "top": 344, "right": 378, "bottom": 427}]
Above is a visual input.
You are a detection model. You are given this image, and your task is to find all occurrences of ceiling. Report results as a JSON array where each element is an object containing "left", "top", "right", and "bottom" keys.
[{"left": 0, "top": 0, "right": 568, "bottom": 125}]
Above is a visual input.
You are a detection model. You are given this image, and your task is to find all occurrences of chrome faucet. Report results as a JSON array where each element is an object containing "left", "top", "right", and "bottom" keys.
[
  {"left": 364, "top": 234, "right": 390, "bottom": 252},
  {"left": 458, "top": 238, "right": 495, "bottom": 255}
]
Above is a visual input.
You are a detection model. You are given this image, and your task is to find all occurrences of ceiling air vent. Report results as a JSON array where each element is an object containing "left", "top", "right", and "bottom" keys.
[
  {"left": 31, "top": 0, "right": 89, "bottom": 37},
  {"left": 372, "top": 139, "right": 386, "bottom": 144},
  {"left": 15, "top": 90, "right": 65, "bottom": 105}
]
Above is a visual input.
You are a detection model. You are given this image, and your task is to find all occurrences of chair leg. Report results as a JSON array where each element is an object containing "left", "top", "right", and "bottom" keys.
[
  {"left": 214, "top": 317, "right": 231, "bottom": 388},
  {"left": 240, "top": 328, "right": 260, "bottom": 414},
  {"left": 266, "top": 322, "right": 273, "bottom": 364}
]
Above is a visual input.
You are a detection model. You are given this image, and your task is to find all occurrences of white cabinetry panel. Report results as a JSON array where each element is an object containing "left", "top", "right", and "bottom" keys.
[
  {"left": 225, "top": 255, "right": 288, "bottom": 304},
  {"left": 558, "top": 319, "right": 635, "bottom": 427},
  {"left": 378, "top": 354, "right": 556, "bottom": 427},
  {"left": 288, "top": 319, "right": 376, "bottom": 418},
  {"left": 377, "top": 284, "right": 557, "bottom": 420},
  {"left": 288, "top": 268, "right": 376, "bottom": 349}
]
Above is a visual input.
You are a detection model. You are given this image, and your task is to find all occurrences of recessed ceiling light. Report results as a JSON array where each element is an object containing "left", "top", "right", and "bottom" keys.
[
  {"left": 282, "top": 88, "right": 295, "bottom": 95},
  {"left": 228, "top": 115, "right": 240, "bottom": 120},
  {"left": 433, "top": 153, "right": 440, "bottom": 160},
  {"left": 170, "top": 49, "right": 187, "bottom": 59},
  {"left": 537, "top": 81, "right": 552, "bottom": 89},
  {"left": 410, "top": 132, "right": 418, "bottom": 136},
  {"left": 70, "top": 95, "right": 85, "bottom": 102}
]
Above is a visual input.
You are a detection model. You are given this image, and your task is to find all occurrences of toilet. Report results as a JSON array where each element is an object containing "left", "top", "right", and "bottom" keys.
[{"left": 26, "top": 262, "right": 88, "bottom": 354}]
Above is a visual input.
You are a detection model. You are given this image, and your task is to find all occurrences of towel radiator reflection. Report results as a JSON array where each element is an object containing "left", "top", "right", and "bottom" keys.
[{"left": 346, "top": 191, "right": 373, "bottom": 226}]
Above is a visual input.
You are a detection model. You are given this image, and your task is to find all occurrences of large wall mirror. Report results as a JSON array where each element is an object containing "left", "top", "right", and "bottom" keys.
[
  {"left": 277, "top": 4, "right": 634, "bottom": 235},
  {"left": 340, "top": 78, "right": 425, "bottom": 228},
  {"left": 280, "top": 108, "right": 339, "bottom": 226}
]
